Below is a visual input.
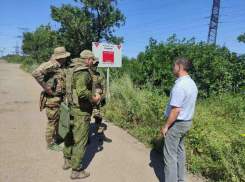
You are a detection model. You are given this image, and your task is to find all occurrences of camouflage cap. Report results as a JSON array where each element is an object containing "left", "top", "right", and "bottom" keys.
[
  {"left": 52, "top": 47, "right": 70, "bottom": 60},
  {"left": 80, "top": 50, "right": 99, "bottom": 61}
]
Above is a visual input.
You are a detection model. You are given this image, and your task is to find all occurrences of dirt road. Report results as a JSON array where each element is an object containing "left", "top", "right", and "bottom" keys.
[{"left": 0, "top": 60, "right": 205, "bottom": 182}]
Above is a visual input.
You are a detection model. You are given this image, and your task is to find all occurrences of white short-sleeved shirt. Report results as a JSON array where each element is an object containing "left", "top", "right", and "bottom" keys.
[{"left": 165, "top": 75, "right": 198, "bottom": 120}]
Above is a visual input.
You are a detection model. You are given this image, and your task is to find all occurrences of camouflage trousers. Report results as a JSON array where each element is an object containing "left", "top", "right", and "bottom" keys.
[
  {"left": 45, "top": 96, "right": 62, "bottom": 146},
  {"left": 93, "top": 107, "right": 104, "bottom": 134},
  {"left": 63, "top": 107, "right": 91, "bottom": 171}
]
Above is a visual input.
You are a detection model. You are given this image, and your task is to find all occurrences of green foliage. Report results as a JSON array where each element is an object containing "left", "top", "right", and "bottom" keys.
[
  {"left": 103, "top": 74, "right": 168, "bottom": 130},
  {"left": 237, "top": 32, "right": 245, "bottom": 43},
  {"left": 105, "top": 35, "right": 245, "bottom": 97},
  {"left": 20, "top": 58, "right": 39, "bottom": 73},
  {"left": 21, "top": 24, "right": 63, "bottom": 63},
  {"left": 21, "top": 1, "right": 126, "bottom": 63},
  {"left": 186, "top": 95, "right": 245, "bottom": 181},
  {"left": 3, "top": 54, "right": 28, "bottom": 63},
  {"left": 51, "top": 0, "right": 125, "bottom": 57},
  {"left": 104, "top": 75, "right": 245, "bottom": 181}
]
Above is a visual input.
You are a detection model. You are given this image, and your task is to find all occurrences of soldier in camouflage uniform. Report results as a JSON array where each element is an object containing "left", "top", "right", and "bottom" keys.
[
  {"left": 32, "top": 47, "right": 70, "bottom": 151},
  {"left": 62, "top": 50, "right": 100, "bottom": 180},
  {"left": 92, "top": 59, "right": 112, "bottom": 143}
]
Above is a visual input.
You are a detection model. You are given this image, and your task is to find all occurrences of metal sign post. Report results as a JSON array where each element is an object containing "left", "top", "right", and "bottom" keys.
[{"left": 107, "top": 66, "right": 110, "bottom": 99}]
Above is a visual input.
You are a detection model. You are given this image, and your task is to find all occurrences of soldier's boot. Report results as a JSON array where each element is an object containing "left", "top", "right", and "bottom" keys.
[
  {"left": 98, "top": 132, "right": 112, "bottom": 143},
  {"left": 47, "top": 144, "right": 63, "bottom": 151},
  {"left": 70, "top": 170, "right": 90, "bottom": 180},
  {"left": 62, "top": 158, "right": 70, "bottom": 170}
]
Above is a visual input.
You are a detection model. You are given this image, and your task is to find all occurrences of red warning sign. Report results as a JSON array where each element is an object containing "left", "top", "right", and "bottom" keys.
[
  {"left": 103, "top": 51, "right": 114, "bottom": 63},
  {"left": 92, "top": 42, "right": 122, "bottom": 67}
]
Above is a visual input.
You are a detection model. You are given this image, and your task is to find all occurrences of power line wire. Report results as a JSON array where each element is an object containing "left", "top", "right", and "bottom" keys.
[
  {"left": 0, "top": 19, "right": 49, "bottom": 27},
  {"left": 119, "top": 10, "right": 245, "bottom": 37},
  {"left": 121, "top": 9, "right": 211, "bottom": 30},
  {"left": 123, "top": 24, "right": 245, "bottom": 47},
  {"left": 124, "top": 0, "right": 198, "bottom": 16}
]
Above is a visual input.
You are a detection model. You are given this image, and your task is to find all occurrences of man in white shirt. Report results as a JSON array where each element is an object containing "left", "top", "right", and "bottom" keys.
[{"left": 162, "top": 57, "right": 198, "bottom": 182}]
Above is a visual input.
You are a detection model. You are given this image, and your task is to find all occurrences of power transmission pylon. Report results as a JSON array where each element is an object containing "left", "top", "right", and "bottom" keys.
[
  {"left": 207, "top": 0, "right": 221, "bottom": 44},
  {"left": 13, "top": 42, "right": 20, "bottom": 55},
  {"left": 0, "top": 48, "right": 5, "bottom": 57}
]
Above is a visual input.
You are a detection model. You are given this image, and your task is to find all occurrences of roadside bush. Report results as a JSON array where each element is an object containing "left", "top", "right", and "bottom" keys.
[
  {"left": 3, "top": 55, "right": 38, "bottom": 73},
  {"left": 186, "top": 94, "right": 245, "bottom": 181},
  {"left": 20, "top": 58, "right": 39, "bottom": 73},
  {"left": 4, "top": 55, "right": 27, "bottom": 63}
]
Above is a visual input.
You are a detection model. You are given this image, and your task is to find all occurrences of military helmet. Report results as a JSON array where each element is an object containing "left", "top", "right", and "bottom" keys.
[{"left": 52, "top": 47, "right": 70, "bottom": 60}]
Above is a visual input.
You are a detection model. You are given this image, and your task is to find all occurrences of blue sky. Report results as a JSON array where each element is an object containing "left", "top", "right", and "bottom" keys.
[{"left": 0, "top": 0, "right": 244, "bottom": 58}]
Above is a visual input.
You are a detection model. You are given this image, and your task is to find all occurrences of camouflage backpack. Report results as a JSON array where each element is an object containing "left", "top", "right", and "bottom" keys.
[{"left": 65, "top": 59, "right": 93, "bottom": 107}]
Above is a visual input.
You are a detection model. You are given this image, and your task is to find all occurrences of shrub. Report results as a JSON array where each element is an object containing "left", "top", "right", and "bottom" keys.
[{"left": 20, "top": 58, "right": 38, "bottom": 73}]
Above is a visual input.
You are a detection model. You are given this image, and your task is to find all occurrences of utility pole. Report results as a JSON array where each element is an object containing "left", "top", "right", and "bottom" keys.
[
  {"left": 0, "top": 48, "right": 5, "bottom": 57},
  {"left": 207, "top": 0, "right": 221, "bottom": 44},
  {"left": 13, "top": 42, "right": 20, "bottom": 55}
]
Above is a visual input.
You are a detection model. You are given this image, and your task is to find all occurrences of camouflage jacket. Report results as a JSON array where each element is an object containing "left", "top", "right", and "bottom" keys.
[{"left": 32, "top": 58, "right": 65, "bottom": 96}]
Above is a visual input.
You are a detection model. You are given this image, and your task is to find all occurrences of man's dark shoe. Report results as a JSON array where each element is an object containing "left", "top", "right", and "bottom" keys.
[
  {"left": 70, "top": 170, "right": 90, "bottom": 180},
  {"left": 98, "top": 133, "right": 112, "bottom": 143},
  {"left": 62, "top": 158, "right": 70, "bottom": 170}
]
